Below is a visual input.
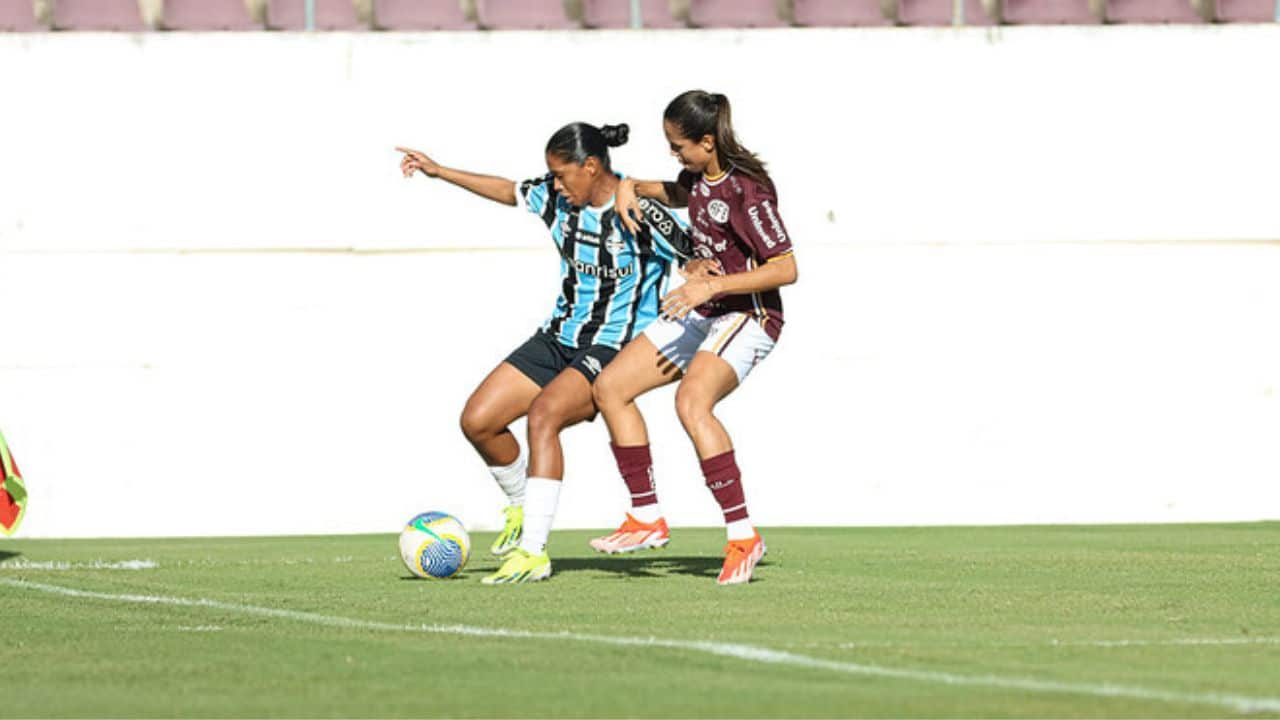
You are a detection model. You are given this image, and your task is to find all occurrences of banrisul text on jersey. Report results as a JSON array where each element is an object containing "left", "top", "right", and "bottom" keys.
[{"left": 517, "top": 172, "right": 691, "bottom": 349}]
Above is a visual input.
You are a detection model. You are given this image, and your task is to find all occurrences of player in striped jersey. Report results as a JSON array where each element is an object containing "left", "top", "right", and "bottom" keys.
[
  {"left": 397, "top": 121, "right": 689, "bottom": 584},
  {"left": 591, "top": 91, "right": 798, "bottom": 585}
]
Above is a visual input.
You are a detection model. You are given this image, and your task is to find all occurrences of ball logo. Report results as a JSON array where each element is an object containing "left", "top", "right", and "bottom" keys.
[{"left": 708, "top": 200, "right": 730, "bottom": 224}]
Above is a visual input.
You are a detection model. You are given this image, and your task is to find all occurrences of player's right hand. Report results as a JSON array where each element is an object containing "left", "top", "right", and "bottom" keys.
[
  {"left": 616, "top": 178, "right": 642, "bottom": 235},
  {"left": 396, "top": 147, "right": 441, "bottom": 178}
]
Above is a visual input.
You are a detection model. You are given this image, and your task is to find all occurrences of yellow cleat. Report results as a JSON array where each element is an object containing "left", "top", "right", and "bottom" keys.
[
  {"left": 481, "top": 547, "right": 552, "bottom": 585},
  {"left": 489, "top": 505, "right": 523, "bottom": 556}
]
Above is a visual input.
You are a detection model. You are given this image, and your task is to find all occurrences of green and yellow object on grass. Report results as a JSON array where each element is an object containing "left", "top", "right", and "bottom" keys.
[{"left": 0, "top": 429, "right": 27, "bottom": 536}]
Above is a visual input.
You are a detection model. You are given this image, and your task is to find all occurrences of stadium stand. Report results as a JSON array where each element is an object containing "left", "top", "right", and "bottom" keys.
[
  {"left": 51, "top": 0, "right": 157, "bottom": 30},
  {"left": 163, "top": 0, "right": 265, "bottom": 29},
  {"left": 474, "top": 0, "right": 583, "bottom": 29},
  {"left": 687, "top": 0, "right": 792, "bottom": 27},
  {"left": 999, "top": 0, "right": 1105, "bottom": 23},
  {"left": 3, "top": 0, "right": 1276, "bottom": 31},
  {"left": 892, "top": 0, "right": 964, "bottom": 25},
  {"left": 266, "top": 0, "right": 371, "bottom": 29},
  {"left": 793, "top": 0, "right": 890, "bottom": 26},
  {"left": 1, "top": 0, "right": 47, "bottom": 30},
  {"left": 1209, "top": 0, "right": 1277, "bottom": 20},
  {"left": 373, "top": 0, "right": 477, "bottom": 29},
  {"left": 582, "top": 0, "right": 683, "bottom": 27},
  {"left": 1103, "top": 0, "right": 1207, "bottom": 21}
]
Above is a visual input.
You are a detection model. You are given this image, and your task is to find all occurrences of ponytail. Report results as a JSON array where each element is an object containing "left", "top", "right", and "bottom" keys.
[
  {"left": 546, "top": 122, "right": 630, "bottom": 172},
  {"left": 664, "top": 90, "right": 772, "bottom": 190}
]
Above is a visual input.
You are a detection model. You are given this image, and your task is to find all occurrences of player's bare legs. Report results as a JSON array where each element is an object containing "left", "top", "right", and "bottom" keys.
[
  {"left": 526, "top": 369, "right": 598, "bottom": 481},
  {"left": 485, "top": 367, "right": 597, "bottom": 585},
  {"left": 593, "top": 335, "right": 682, "bottom": 446},
  {"left": 460, "top": 362, "right": 541, "bottom": 555},
  {"left": 678, "top": 350, "right": 764, "bottom": 585},
  {"left": 460, "top": 362, "right": 541, "bottom": 466},
  {"left": 673, "top": 351, "right": 739, "bottom": 460},
  {"left": 589, "top": 336, "right": 682, "bottom": 553}
]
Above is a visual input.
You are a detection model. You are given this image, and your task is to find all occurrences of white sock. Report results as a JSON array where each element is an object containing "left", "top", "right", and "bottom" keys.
[
  {"left": 726, "top": 518, "right": 755, "bottom": 541},
  {"left": 489, "top": 453, "right": 527, "bottom": 506},
  {"left": 517, "top": 477, "right": 561, "bottom": 555},
  {"left": 630, "top": 503, "right": 663, "bottom": 524}
]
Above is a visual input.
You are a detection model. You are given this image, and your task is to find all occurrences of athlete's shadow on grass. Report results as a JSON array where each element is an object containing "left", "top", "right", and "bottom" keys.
[
  {"left": 0, "top": 551, "right": 21, "bottom": 562},
  {"left": 554, "top": 555, "right": 772, "bottom": 581},
  {"left": 395, "top": 556, "right": 772, "bottom": 582}
]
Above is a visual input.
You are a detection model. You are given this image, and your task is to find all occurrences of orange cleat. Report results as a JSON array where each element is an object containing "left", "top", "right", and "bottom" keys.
[
  {"left": 588, "top": 514, "right": 670, "bottom": 554},
  {"left": 717, "top": 532, "right": 765, "bottom": 585}
]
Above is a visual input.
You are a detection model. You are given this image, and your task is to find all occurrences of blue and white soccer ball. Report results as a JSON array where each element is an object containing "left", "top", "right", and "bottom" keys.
[{"left": 399, "top": 511, "right": 471, "bottom": 579}]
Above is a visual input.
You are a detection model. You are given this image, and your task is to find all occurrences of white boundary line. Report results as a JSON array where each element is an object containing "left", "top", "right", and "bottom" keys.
[
  {"left": 4, "top": 577, "right": 1278, "bottom": 715},
  {"left": 0, "top": 559, "right": 158, "bottom": 570}
]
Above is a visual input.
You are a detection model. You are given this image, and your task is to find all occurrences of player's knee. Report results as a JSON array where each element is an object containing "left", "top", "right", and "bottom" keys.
[
  {"left": 526, "top": 396, "right": 565, "bottom": 439},
  {"left": 459, "top": 405, "right": 492, "bottom": 443},
  {"left": 592, "top": 371, "right": 621, "bottom": 409},
  {"left": 674, "top": 386, "right": 712, "bottom": 428}
]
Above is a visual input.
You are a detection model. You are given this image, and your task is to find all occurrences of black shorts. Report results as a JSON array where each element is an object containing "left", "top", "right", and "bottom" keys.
[{"left": 505, "top": 331, "right": 619, "bottom": 388}]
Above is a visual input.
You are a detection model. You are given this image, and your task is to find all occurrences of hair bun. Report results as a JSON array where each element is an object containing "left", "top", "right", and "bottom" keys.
[{"left": 600, "top": 123, "right": 630, "bottom": 148}]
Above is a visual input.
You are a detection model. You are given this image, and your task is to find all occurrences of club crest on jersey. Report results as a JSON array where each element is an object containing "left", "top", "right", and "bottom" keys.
[
  {"left": 708, "top": 199, "right": 731, "bottom": 224},
  {"left": 605, "top": 234, "right": 625, "bottom": 256}
]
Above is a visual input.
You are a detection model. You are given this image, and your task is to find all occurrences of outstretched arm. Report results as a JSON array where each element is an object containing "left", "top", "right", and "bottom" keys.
[{"left": 396, "top": 146, "right": 517, "bottom": 207}]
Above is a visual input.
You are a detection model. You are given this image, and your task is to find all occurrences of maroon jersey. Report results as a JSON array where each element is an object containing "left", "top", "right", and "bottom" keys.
[{"left": 679, "top": 168, "right": 793, "bottom": 340}]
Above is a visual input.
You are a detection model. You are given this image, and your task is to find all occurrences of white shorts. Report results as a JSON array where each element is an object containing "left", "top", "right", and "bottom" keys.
[{"left": 642, "top": 311, "right": 776, "bottom": 384}]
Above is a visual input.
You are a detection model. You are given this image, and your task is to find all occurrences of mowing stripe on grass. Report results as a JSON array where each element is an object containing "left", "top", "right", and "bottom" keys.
[
  {"left": 4, "top": 577, "right": 1278, "bottom": 715},
  {"left": 820, "top": 637, "right": 1280, "bottom": 650},
  {"left": 1064, "top": 638, "right": 1280, "bottom": 648}
]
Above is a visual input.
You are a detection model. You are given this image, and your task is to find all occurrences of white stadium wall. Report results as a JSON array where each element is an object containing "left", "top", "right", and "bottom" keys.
[{"left": 1, "top": 26, "right": 1278, "bottom": 538}]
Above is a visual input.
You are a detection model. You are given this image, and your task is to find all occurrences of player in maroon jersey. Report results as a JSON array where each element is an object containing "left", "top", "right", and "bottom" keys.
[{"left": 590, "top": 90, "right": 798, "bottom": 585}]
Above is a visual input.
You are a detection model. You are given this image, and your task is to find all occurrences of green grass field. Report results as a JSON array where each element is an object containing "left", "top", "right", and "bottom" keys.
[{"left": 2, "top": 523, "right": 1278, "bottom": 718}]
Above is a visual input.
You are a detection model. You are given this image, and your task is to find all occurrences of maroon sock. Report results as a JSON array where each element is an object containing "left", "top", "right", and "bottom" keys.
[
  {"left": 610, "top": 443, "right": 658, "bottom": 509},
  {"left": 701, "top": 450, "right": 749, "bottom": 523}
]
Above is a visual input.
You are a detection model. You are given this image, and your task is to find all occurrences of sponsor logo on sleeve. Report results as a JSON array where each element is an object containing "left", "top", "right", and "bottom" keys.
[
  {"left": 760, "top": 199, "right": 787, "bottom": 245},
  {"left": 747, "top": 200, "right": 786, "bottom": 249},
  {"left": 638, "top": 198, "right": 675, "bottom": 237}
]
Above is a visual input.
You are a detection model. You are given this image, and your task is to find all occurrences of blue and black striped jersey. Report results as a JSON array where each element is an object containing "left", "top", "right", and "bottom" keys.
[{"left": 516, "top": 172, "right": 691, "bottom": 350}]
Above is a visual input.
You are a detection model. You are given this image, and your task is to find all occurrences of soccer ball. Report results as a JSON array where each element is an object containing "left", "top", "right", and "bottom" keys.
[{"left": 399, "top": 511, "right": 471, "bottom": 579}]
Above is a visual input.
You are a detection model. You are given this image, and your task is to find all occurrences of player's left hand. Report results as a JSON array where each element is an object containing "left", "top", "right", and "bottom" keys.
[
  {"left": 680, "top": 258, "right": 724, "bottom": 280},
  {"left": 660, "top": 279, "right": 716, "bottom": 321}
]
